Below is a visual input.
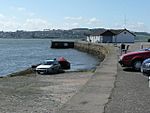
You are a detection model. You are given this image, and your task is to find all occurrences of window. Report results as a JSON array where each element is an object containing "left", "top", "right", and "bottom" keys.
[
  {"left": 64, "top": 43, "right": 68, "bottom": 46},
  {"left": 124, "top": 31, "right": 127, "bottom": 34}
]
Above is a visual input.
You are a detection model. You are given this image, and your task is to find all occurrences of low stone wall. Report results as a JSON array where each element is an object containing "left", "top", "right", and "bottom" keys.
[
  {"left": 74, "top": 42, "right": 109, "bottom": 62},
  {"left": 7, "top": 68, "right": 34, "bottom": 77}
]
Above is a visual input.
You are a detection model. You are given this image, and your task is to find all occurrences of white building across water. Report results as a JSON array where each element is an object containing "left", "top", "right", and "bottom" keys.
[{"left": 87, "top": 29, "right": 135, "bottom": 43}]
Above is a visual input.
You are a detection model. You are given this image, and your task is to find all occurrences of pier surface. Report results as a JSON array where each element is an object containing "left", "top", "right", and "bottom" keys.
[{"left": 57, "top": 44, "right": 117, "bottom": 113}]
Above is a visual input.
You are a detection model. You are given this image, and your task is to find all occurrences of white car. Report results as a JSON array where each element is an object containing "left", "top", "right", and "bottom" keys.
[{"left": 36, "top": 59, "right": 61, "bottom": 74}]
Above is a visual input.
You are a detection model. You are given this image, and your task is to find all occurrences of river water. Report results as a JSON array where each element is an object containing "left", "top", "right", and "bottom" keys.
[{"left": 0, "top": 39, "right": 99, "bottom": 76}]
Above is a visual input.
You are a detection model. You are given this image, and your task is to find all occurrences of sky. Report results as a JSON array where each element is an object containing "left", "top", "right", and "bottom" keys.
[{"left": 0, "top": 0, "right": 150, "bottom": 32}]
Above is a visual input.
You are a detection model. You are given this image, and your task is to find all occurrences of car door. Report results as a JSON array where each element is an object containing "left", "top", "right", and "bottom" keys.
[{"left": 53, "top": 61, "right": 60, "bottom": 70}]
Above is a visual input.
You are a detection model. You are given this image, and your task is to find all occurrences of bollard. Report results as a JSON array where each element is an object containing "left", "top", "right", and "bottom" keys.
[
  {"left": 149, "top": 76, "right": 150, "bottom": 88},
  {"left": 120, "top": 43, "right": 125, "bottom": 55},
  {"left": 141, "top": 43, "right": 143, "bottom": 49}
]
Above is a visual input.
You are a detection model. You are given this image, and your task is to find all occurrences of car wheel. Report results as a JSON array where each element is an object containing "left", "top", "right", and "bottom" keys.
[
  {"left": 133, "top": 60, "right": 142, "bottom": 71},
  {"left": 37, "top": 71, "right": 41, "bottom": 74}
]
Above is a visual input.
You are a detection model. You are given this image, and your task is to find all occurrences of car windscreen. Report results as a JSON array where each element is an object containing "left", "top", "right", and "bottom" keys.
[
  {"left": 42, "top": 61, "right": 54, "bottom": 65},
  {"left": 144, "top": 58, "right": 150, "bottom": 63}
]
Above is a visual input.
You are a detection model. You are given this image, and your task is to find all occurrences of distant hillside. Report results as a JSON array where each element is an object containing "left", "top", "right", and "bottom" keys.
[
  {"left": 134, "top": 32, "right": 150, "bottom": 41},
  {"left": 0, "top": 28, "right": 150, "bottom": 41}
]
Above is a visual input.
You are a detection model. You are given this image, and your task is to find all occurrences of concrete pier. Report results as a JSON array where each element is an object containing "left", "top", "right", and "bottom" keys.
[
  {"left": 57, "top": 43, "right": 117, "bottom": 113},
  {"left": 51, "top": 40, "right": 74, "bottom": 48}
]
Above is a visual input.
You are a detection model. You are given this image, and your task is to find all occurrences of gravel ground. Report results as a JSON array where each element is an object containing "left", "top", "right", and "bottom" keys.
[
  {"left": 105, "top": 42, "right": 150, "bottom": 113},
  {"left": 105, "top": 63, "right": 150, "bottom": 113},
  {"left": 0, "top": 71, "right": 93, "bottom": 113}
]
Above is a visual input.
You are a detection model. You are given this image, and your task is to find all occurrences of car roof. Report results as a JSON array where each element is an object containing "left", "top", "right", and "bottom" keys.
[
  {"left": 44, "top": 59, "right": 55, "bottom": 62},
  {"left": 141, "top": 48, "right": 150, "bottom": 51},
  {"left": 143, "top": 58, "right": 150, "bottom": 63}
]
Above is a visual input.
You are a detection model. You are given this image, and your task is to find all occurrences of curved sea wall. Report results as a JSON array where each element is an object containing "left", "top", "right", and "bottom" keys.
[{"left": 74, "top": 42, "right": 109, "bottom": 62}]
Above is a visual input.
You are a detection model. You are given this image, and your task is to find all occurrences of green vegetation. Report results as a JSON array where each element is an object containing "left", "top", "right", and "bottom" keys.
[{"left": 135, "top": 32, "right": 150, "bottom": 42}]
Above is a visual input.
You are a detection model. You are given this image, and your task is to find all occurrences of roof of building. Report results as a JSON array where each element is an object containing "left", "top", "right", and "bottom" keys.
[
  {"left": 110, "top": 29, "right": 136, "bottom": 36},
  {"left": 110, "top": 29, "right": 123, "bottom": 35},
  {"left": 89, "top": 29, "right": 136, "bottom": 36},
  {"left": 101, "top": 30, "right": 116, "bottom": 36},
  {"left": 90, "top": 29, "right": 106, "bottom": 36}
]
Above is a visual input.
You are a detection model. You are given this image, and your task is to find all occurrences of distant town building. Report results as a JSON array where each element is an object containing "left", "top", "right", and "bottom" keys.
[{"left": 87, "top": 29, "right": 135, "bottom": 43}]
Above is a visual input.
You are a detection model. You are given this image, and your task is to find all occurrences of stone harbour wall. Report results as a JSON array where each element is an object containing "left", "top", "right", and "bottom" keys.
[{"left": 74, "top": 42, "right": 109, "bottom": 62}]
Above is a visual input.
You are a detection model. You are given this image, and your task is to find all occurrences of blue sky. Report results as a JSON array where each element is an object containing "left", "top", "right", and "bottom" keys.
[{"left": 0, "top": 0, "right": 150, "bottom": 32}]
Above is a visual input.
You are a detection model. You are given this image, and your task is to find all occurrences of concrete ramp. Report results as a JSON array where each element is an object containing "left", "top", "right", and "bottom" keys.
[{"left": 57, "top": 45, "right": 118, "bottom": 113}]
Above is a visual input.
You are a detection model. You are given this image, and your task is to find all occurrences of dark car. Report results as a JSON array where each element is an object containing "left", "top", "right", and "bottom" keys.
[
  {"left": 57, "top": 57, "right": 70, "bottom": 69},
  {"left": 119, "top": 48, "right": 150, "bottom": 70},
  {"left": 141, "top": 58, "right": 150, "bottom": 76}
]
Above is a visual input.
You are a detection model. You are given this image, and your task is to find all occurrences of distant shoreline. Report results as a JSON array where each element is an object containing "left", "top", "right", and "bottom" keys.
[{"left": 0, "top": 28, "right": 149, "bottom": 41}]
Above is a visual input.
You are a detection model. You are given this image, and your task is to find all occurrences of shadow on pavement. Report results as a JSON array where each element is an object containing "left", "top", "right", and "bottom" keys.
[{"left": 123, "top": 68, "right": 140, "bottom": 72}]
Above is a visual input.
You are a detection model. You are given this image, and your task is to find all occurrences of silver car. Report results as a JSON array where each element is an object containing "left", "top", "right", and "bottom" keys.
[
  {"left": 36, "top": 59, "right": 61, "bottom": 74},
  {"left": 141, "top": 58, "right": 150, "bottom": 76}
]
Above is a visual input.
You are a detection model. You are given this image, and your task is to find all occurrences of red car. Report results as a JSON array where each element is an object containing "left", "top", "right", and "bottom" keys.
[
  {"left": 57, "top": 57, "right": 70, "bottom": 69},
  {"left": 119, "top": 48, "right": 150, "bottom": 70}
]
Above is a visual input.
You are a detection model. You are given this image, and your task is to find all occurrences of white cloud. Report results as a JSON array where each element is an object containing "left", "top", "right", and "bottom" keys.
[
  {"left": 87, "top": 17, "right": 100, "bottom": 25},
  {"left": 0, "top": 14, "right": 103, "bottom": 31},
  {"left": 64, "top": 16, "right": 83, "bottom": 20},
  {"left": 27, "top": 12, "right": 35, "bottom": 17},
  {"left": 22, "top": 18, "right": 52, "bottom": 30},
  {"left": 1, "top": 13, "right": 149, "bottom": 32},
  {"left": 59, "top": 23, "right": 80, "bottom": 29},
  {"left": 128, "top": 22, "right": 150, "bottom": 32},
  {"left": 0, "top": 7, "right": 52, "bottom": 31},
  {"left": 113, "top": 21, "right": 150, "bottom": 32},
  {"left": 64, "top": 16, "right": 102, "bottom": 28},
  {"left": 0, "top": 14, "right": 5, "bottom": 18},
  {"left": 0, "top": 13, "right": 53, "bottom": 31},
  {"left": 10, "top": 6, "right": 35, "bottom": 17},
  {"left": 72, "top": 23, "right": 79, "bottom": 27},
  {"left": 10, "top": 6, "right": 26, "bottom": 12},
  {"left": 0, "top": 20, "right": 20, "bottom": 31},
  {"left": 0, "top": 13, "right": 18, "bottom": 31},
  {"left": 17, "top": 7, "right": 26, "bottom": 12},
  {"left": 89, "top": 18, "right": 97, "bottom": 22}
]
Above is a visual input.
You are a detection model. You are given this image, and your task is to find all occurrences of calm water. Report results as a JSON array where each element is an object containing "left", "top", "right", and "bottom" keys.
[{"left": 0, "top": 39, "right": 99, "bottom": 76}]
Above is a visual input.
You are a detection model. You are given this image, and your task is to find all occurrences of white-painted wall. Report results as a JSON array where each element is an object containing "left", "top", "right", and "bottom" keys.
[
  {"left": 87, "top": 36, "right": 101, "bottom": 43},
  {"left": 114, "top": 31, "right": 135, "bottom": 43},
  {"left": 87, "top": 36, "right": 90, "bottom": 42}
]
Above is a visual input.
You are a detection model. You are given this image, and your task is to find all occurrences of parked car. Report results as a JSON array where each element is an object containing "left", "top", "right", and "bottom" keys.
[
  {"left": 36, "top": 59, "right": 61, "bottom": 74},
  {"left": 119, "top": 48, "right": 150, "bottom": 71},
  {"left": 57, "top": 57, "right": 70, "bottom": 69},
  {"left": 141, "top": 58, "right": 150, "bottom": 76}
]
